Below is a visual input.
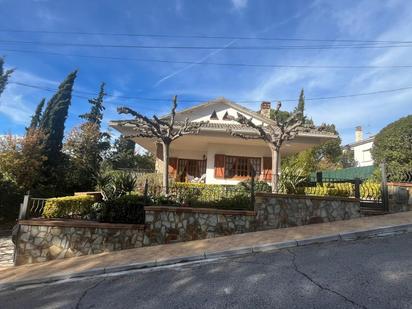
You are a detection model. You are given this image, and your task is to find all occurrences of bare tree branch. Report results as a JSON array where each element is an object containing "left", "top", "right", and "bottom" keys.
[{"left": 117, "top": 96, "right": 208, "bottom": 195}]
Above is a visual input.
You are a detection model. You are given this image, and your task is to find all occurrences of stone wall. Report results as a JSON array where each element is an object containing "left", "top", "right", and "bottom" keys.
[
  {"left": 388, "top": 183, "right": 412, "bottom": 213},
  {"left": 144, "top": 206, "right": 256, "bottom": 245},
  {"left": 15, "top": 220, "right": 145, "bottom": 265},
  {"left": 255, "top": 193, "right": 361, "bottom": 229},
  {"left": 15, "top": 195, "right": 362, "bottom": 265}
]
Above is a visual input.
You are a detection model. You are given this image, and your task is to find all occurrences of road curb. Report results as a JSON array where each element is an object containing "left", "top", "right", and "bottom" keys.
[
  {"left": 338, "top": 223, "right": 412, "bottom": 241},
  {"left": 252, "top": 240, "right": 297, "bottom": 252},
  {"left": 297, "top": 234, "right": 340, "bottom": 246},
  {"left": 2, "top": 222, "right": 412, "bottom": 291},
  {"left": 205, "top": 247, "right": 253, "bottom": 259}
]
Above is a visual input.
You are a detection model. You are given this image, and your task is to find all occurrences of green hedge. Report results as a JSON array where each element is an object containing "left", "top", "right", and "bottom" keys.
[
  {"left": 97, "top": 194, "right": 146, "bottom": 224},
  {"left": 43, "top": 195, "right": 96, "bottom": 219},
  {"left": 303, "top": 182, "right": 381, "bottom": 199},
  {"left": 167, "top": 182, "right": 252, "bottom": 210}
]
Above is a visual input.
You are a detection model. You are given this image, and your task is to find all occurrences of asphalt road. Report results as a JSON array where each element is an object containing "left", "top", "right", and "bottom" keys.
[{"left": 2, "top": 233, "right": 412, "bottom": 309}]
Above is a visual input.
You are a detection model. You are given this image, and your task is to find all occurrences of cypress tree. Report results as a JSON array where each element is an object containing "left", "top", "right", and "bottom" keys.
[
  {"left": 297, "top": 88, "right": 305, "bottom": 113},
  {"left": 40, "top": 70, "right": 77, "bottom": 166},
  {"left": 0, "top": 57, "right": 14, "bottom": 97},
  {"left": 28, "top": 98, "right": 45, "bottom": 130},
  {"left": 80, "top": 82, "right": 106, "bottom": 127},
  {"left": 294, "top": 88, "right": 305, "bottom": 122}
]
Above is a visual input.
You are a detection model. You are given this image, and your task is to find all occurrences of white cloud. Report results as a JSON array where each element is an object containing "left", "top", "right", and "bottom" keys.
[
  {"left": 230, "top": 0, "right": 247, "bottom": 10},
  {"left": 0, "top": 91, "right": 32, "bottom": 124},
  {"left": 0, "top": 70, "right": 57, "bottom": 125}
]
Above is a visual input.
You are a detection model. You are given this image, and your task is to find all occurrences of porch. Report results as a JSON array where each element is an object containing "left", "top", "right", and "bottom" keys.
[{"left": 151, "top": 133, "right": 323, "bottom": 185}]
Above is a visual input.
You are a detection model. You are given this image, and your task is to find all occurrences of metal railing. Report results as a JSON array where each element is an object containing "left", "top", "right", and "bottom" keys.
[
  {"left": 387, "top": 170, "right": 412, "bottom": 183},
  {"left": 18, "top": 194, "right": 49, "bottom": 220}
]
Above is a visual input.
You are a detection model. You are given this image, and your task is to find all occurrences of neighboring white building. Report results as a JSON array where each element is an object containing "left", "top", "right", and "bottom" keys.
[
  {"left": 348, "top": 126, "right": 375, "bottom": 167},
  {"left": 110, "top": 98, "right": 337, "bottom": 185}
]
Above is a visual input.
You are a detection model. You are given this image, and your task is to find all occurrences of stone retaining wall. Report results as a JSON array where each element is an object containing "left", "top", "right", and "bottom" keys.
[
  {"left": 15, "top": 220, "right": 145, "bottom": 265},
  {"left": 144, "top": 206, "right": 256, "bottom": 245},
  {"left": 255, "top": 194, "right": 360, "bottom": 229},
  {"left": 15, "top": 194, "right": 362, "bottom": 265}
]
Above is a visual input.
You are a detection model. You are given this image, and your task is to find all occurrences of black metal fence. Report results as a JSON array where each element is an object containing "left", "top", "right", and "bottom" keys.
[
  {"left": 387, "top": 170, "right": 412, "bottom": 183},
  {"left": 303, "top": 164, "right": 389, "bottom": 213}
]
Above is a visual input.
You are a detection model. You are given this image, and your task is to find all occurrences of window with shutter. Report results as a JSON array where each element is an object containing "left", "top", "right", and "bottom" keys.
[
  {"left": 168, "top": 158, "right": 178, "bottom": 179},
  {"left": 214, "top": 154, "right": 225, "bottom": 178},
  {"left": 224, "top": 156, "right": 261, "bottom": 178},
  {"left": 263, "top": 157, "right": 272, "bottom": 181}
]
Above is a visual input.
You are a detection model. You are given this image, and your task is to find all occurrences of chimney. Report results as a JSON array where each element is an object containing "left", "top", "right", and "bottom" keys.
[
  {"left": 355, "top": 126, "right": 363, "bottom": 142},
  {"left": 260, "top": 101, "right": 271, "bottom": 118}
]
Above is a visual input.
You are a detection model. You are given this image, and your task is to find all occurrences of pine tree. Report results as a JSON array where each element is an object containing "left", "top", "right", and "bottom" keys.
[
  {"left": 0, "top": 57, "right": 14, "bottom": 97},
  {"left": 40, "top": 70, "right": 77, "bottom": 166},
  {"left": 28, "top": 98, "right": 45, "bottom": 130},
  {"left": 79, "top": 82, "right": 106, "bottom": 127},
  {"left": 109, "top": 135, "right": 136, "bottom": 169},
  {"left": 64, "top": 82, "right": 110, "bottom": 190}
]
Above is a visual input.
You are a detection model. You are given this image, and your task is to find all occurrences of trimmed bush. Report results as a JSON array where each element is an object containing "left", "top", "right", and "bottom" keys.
[
  {"left": 237, "top": 180, "right": 272, "bottom": 193},
  {"left": 43, "top": 195, "right": 95, "bottom": 219},
  {"left": 360, "top": 182, "right": 381, "bottom": 200},
  {"left": 99, "top": 194, "right": 146, "bottom": 224},
  {"left": 303, "top": 182, "right": 381, "bottom": 199},
  {"left": 168, "top": 182, "right": 252, "bottom": 210}
]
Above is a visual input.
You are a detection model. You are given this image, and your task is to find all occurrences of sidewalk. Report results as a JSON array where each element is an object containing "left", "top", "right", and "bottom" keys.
[{"left": 2, "top": 211, "right": 412, "bottom": 290}]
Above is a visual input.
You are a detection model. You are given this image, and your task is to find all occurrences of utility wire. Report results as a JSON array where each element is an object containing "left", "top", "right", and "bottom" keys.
[
  {"left": 9, "top": 81, "right": 412, "bottom": 104},
  {"left": 2, "top": 39, "right": 412, "bottom": 50},
  {"left": 3, "top": 48, "right": 412, "bottom": 69},
  {"left": 0, "top": 28, "right": 411, "bottom": 44}
]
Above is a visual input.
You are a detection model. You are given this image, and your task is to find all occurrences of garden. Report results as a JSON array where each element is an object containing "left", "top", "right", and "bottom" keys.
[{"left": 34, "top": 167, "right": 384, "bottom": 226}]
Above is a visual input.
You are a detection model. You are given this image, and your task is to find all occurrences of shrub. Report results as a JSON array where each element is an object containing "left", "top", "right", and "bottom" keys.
[
  {"left": 135, "top": 173, "right": 167, "bottom": 196},
  {"left": 371, "top": 115, "right": 412, "bottom": 181},
  {"left": 95, "top": 170, "right": 137, "bottom": 201},
  {"left": 99, "top": 194, "right": 146, "bottom": 224},
  {"left": 303, "top": 181, "right": 381, "bottom": 199},
  {"left": 277, "top": 165, "right": 307, "bottom": 194},
  {"left": 0, "top": 173, "right": 23, "bottom": 223},
  {"left": 167, "top": 182, "right": 252, "bottom": 210},
  {"left": 43, "top": 195, "right": 95, "bottom": 218},
  {"left": 237, "top": 180, "right": 272, "bottom": 193},
  {"left": 360, "top": 181, "right": 381, "bottom": 200}
]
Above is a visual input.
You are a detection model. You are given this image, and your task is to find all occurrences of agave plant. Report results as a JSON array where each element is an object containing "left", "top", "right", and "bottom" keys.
[
  {"left": 95, "top": 170, "right": 136, "bottom": 201},
  {"left": 277, "top": 165, "right": 307, "bottom": 194},
  {"left": 113, "top": 171, "right": 137, "bottom": 194}
]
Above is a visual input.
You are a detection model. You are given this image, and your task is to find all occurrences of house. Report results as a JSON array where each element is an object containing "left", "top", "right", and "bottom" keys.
[
  {"left": 347, "top": 126, "right": 375, "bottom": 167},
  {"left": 110, "top": 98, "right": 337, "bottom": 185}
]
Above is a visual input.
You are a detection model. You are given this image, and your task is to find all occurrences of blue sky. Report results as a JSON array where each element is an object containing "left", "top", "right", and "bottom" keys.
[{"left": 0, "top": 0, "right": 411, "bottom": 145}]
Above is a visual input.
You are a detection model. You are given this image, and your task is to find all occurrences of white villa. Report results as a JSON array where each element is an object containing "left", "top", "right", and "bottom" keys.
[
  {"left": 110, "top": 98, "right": 337, "bottom": 185},
  {"left": 347, "top": 126, "right": 375, "bottom": 167}
]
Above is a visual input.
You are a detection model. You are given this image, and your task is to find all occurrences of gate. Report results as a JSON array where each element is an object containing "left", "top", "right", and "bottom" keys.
[
  {"left": 313, "top": 163, "right": 389, "bottom": 215},
  {"left": 356, "top": 180, "right": 388, "bottom": 215}
]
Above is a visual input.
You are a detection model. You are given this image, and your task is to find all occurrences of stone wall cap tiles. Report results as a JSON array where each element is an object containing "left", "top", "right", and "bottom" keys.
[
  {"left": 255, "top": 192, "right": 359, "bottom": 202},
  {"left": 144, "top": 206, "right": 256, "bottom": 216},
  {"left": 18, "top": 219, "right": 146, "bottom": 230}
]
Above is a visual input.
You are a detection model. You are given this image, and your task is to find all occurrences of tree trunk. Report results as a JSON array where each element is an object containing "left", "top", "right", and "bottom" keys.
[
  {"left": 271, "top": 147, "right": 280, "bottom": 193},
  {"left": 162, "top": 142, "right": 170, "bottom": 195}
]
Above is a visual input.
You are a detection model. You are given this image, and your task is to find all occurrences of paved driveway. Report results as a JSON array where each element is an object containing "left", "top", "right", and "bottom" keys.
[
  {"left": 2, "top": 233, "right": 412, "bottom": 308},
  {"left": 0, "top": 229, "right": 14, "bottom": 268}
]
